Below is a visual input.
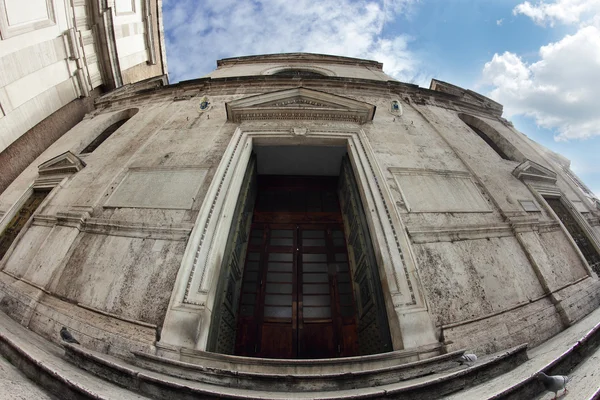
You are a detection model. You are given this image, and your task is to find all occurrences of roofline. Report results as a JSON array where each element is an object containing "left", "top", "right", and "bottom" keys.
[{"left": 216, "top": 53, "right": 384, "bottom": 70}]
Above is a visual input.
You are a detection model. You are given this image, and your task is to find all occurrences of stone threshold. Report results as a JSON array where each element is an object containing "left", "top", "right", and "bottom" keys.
[{"left": 150, "top": 341, "right": 446, "bottom": 374}]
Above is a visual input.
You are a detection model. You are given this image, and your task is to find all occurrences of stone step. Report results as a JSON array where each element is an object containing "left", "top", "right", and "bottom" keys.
[
  {"left": 443, "top": 305, "right": 600, "bottom": 400},
  {"left": 127, "top": 347, "right": 466, "bottom": 391},
  {"left": 0, "top": 311, "right": 150, "bottom": 400},
  {"left": 64, "top": 341, "right": 527, "bottom": 398},
  {"left": 532, "top": 340, "right": 600, "bottom": 400},
  {"left": 0, "top": 307, "right": 529, "bottom": 399},
  {"left": 158, "top": 342, "right": 446, "bottom": 374}
]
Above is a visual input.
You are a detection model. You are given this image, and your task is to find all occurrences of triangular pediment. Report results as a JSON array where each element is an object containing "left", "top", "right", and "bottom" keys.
[
  {"left": 38, "top": 151, "right": 86, "bottom": 176},
  {"left": 225, "top": 87, "right": 376, "bottom": 124},
  {"left": 512, "top": 159, "right": 557, "bottom": 184}
]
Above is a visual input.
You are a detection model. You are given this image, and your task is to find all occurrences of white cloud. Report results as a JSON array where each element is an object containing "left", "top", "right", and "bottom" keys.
[
  {"left": 482, "top": 25, "right": 600, "bottom": 140},
  {"left": 513, "top": 0, "right": 600, "bottom": 26},
  {"left": 162, "top": 0, "right": 422, "bottom": 83}
]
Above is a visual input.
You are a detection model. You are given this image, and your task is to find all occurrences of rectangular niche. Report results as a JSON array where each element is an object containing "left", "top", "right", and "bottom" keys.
[
  {"left": 0, "top": 0, "right": 56, "bottom": 39},
  {"left": 391, "top": 168, "right": 492, "bottom": 213},
  {"left": 105, "top": 168, "right": 207, "bottom": 210}
]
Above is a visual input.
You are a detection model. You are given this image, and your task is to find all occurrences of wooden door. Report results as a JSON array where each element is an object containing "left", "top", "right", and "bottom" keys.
[{"left": 235, "top": 222, "right": 358, "bottom": 359}]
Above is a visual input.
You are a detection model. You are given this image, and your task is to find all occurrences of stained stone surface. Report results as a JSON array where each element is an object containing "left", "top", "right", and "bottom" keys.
[
  {"left": 0, "top": 53, "right": 598, "bottom": 362},
  {"left": 0, "top": 356, "right": 58, "bottom": 400},
  {"left": 105, "top": 168, "right": 207, "bottom": 209}
]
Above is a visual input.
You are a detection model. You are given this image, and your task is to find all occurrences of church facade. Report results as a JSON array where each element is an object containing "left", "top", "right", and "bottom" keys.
[{"left": 1, "top": 53, "right": 600, "bottom": 366}]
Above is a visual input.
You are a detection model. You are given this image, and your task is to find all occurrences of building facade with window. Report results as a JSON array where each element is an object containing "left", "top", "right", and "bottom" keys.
[{"left": 1, "top": 53, "right": 600, "bottom": 383}]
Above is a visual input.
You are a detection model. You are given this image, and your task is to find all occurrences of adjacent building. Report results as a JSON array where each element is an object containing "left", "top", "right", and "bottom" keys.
[{"left": 0, "top": 0, "right": 168, "bottom": 193}]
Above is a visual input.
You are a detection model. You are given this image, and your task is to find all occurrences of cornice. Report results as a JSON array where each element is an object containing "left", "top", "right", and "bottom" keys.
[
  {"left": 216, "top": 53, "right": 384, "bottom": 69},
  {"left": 94, "top": 75, "right": 504, "bottom": 119}
]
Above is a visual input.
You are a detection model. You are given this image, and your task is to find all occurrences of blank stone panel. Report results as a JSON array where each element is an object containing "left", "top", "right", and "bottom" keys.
[
  {"left": 115, "top": 0, "right": 135, "bottom": 14},
  {"left": 392, "top": 169, "right": 492, "bottom": 213},
  {"left": 0, "top": 0, "right": 55, "bottom": 38},
  {"left": 5, "top": 0, "right": 48, "bottom": 25},
  {"left": 105, "top": 168, "right": 207, "bottom": 209}
]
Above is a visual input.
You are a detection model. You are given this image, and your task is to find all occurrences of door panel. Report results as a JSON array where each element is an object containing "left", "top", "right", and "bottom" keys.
[
  {"left": 236, "top": 222, "right": 358, "bottom": 359},
  {"left": 234, "top": 176, "right": 358, "bottom": 359}
]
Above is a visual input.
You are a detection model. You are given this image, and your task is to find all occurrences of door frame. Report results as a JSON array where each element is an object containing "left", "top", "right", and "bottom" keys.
[{"left": 159, "top": 125, "right": 438, "bottom": 353}]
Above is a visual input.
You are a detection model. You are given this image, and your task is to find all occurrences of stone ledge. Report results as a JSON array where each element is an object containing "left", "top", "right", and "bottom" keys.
[
  {"left": 444, "top": 304, "right": 600, "bottom": 400},
  {"left": 31, "top": 213, "right": 193, "bottom": 240}
]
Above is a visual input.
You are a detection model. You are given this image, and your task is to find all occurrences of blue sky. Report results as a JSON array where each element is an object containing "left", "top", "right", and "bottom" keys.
[{"left": 163, "top": 0, "right": 600, "bottom": 198}]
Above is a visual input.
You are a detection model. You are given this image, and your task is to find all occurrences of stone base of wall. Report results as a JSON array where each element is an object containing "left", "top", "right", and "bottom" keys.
[
  {"left": 0, "top": 88, "right": 102, "bottom": 195},
  {"left": 0, "top": 271, "right": 155, "bottom": 358},
  {"left": 555, "top": 277, "right": 600, "bottom": 324},
  {"left": 441, "top": 277, "right": 600, "bottom": 355}
]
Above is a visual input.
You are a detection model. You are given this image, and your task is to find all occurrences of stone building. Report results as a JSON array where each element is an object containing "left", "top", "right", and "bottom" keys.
[
  {"left": 0, "top": 0, "right": 168, "bottom": 194},
  {"left": 1, "top": 52, "right": 600, "bottom": 397}
]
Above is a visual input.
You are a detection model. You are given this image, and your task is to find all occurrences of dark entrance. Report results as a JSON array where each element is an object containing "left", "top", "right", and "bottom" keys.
[
  {"left": 207, "top": 151, "right": 393, "bottom": 359},
  {"left": 234, "top": 176, "right": 359, "bottom": 358}
]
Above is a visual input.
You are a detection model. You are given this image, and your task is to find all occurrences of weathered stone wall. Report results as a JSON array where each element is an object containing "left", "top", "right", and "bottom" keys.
[
  {"left": 1, "top": 60, "right": 599, "bottom": 357},
  {"left": 52, "top": 234, "right": 185, "bottom": 325}
]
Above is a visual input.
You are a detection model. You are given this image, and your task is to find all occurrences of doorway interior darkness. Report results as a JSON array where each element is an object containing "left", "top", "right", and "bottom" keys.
[{"left": 207, "top": 146, "right": 392, "bottom": 359}]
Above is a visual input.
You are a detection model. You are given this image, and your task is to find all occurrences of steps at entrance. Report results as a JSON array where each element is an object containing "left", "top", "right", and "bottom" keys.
[
  {"left": 3, "top": 308, "right": 600, "bottom": 399},
  {"left": 88, "top": 347, "right": 464, "bottom": 391},
  {"left": 0, "top": 311, "right": 149, "bottom": 400},
  {"left": 64, "top": 342, "right": 527, "bottom": 397},
  {"left": 157, "top": 343, "right": 446, "bottom": 375}
]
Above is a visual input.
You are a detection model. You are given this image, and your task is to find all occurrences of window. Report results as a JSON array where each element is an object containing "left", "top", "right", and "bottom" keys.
[{"left": 466, "top": 123, "right": 510, "bottom": 160}]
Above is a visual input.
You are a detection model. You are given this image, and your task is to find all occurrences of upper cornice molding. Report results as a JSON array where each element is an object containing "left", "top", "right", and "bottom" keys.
[
  {"left": 225, "top": 87, "right": 376, "bottom": 124},
  {"left": 217, "top": 53, "right": 384, "bottom": 69},
  {"left": 94, "top": 74, "right": 503, "bottom": 119}
]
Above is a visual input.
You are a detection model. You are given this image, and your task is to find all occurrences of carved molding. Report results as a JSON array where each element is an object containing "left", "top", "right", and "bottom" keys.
[
  {"left": 34, "top": 151, "right": 86, "bottom": 190},
  {"left": 32, "top": 211, "right": 193, "bottom": 240},
  {"left": 407, "top": 223, "right": 513, "bottom": 243},
  {"left": 225, "top": 87, "right": 376, "bottom": 124}
]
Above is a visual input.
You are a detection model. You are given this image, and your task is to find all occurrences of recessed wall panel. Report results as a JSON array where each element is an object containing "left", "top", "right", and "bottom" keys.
[
  {"left": 392, "top": 168, "right": 491, "bottom": 213},
  {"left": 105, "top": 168, "right": 207, "bottom": 209}
]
